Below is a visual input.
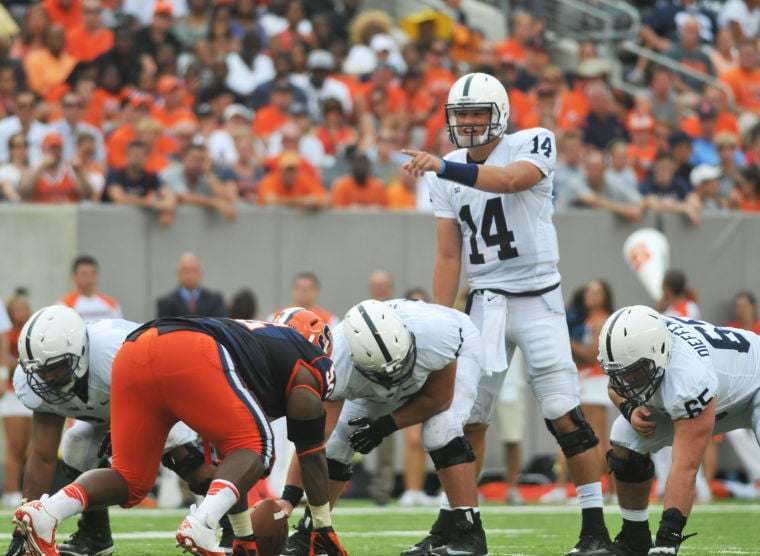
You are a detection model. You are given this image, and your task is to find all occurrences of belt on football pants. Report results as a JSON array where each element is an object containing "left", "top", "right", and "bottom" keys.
[{"left": 465, "top": 282, "right": 560, "bottom": 314}]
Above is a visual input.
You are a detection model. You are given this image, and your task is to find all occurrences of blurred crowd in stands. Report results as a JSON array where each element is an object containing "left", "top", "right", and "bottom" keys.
[{"left": 0, "top": 0, "right": 759, "bottom": 223}]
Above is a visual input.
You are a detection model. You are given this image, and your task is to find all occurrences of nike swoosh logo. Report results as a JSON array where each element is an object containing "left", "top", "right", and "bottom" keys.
[
  {"left": 486, "top": 295, "right": 498, "bottom": 302},
  {"left": 100, "top": 400, "right": 109, "bottom": 406},
  {"left": 400, "top": 383, "right": 416, "bottom": 391}
]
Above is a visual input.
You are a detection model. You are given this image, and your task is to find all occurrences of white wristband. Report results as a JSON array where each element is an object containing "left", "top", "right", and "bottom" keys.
[
  {"left": 0, "top": 366, "right": 9, "bottom": 382},
  {"left": 310, "top": 502, "right": 331, "bottom": 528}
]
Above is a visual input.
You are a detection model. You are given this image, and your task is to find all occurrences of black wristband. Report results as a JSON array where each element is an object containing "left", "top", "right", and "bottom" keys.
[
  {"left": 281, "top": 484, "right": 305, "bottom": 508},
  {"left": 619, "top": 400, "right": 636, "bottom": 422},
  {"left": 376, "top": 414, "right": 399, "bottom": 438}
]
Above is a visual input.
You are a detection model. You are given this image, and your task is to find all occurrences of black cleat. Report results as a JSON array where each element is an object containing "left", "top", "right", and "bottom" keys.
[
  {"left": 565, "top": 532, "right": 614, "bottom": 556},
  {"left": 220, "top": 514, "right": 235, "bottom": 555},
  {"left": 430, "top": 509, "right": 487, "bottom": 556},
  {"left": 58, "top": 529, "right": 114, "bottom": 556},
  {"left": 400, "top": 509, "right": 453, "bottom": 556}
]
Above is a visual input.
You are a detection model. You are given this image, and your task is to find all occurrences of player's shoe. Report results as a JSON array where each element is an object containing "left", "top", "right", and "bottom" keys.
[
  {"left": 58, "top": 526, "right": 114, "bottom": 556},
  {"left": 219, "top": 514, "right": 235, "bottom": 555},
  {"left": 430, "top": 509, "right": 487, "bottom": 556},
  {"left": 176, "top": 506, "right": 225, "bottom": 556},
  {"left": 5, "top": 530, "right": 27, "bottom": 556},
  {"left": 400, "top": 509, "right": 452, "bottom": 556},
  {"left": 13, "top": 498, "right": 60, "bottom": 556},
  {"left": 565, "top": 531, "right": 614, "bottom": 555},
  {"left": 281, "top": 514, "right": 325, "bottom": 556},
  {"left": 231, "top": 539, "right": 258, "bottom": 555}
]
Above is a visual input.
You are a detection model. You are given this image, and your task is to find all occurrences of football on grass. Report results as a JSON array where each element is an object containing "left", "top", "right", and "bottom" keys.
[{"left": 251, "top": 498, "right": 289, "bottom": 556}]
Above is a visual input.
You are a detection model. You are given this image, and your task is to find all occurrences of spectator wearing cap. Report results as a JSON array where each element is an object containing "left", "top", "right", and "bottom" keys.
[
  {"left": 251, "top": 81, "right": 292, "bottom": 140},
  {"left": 640, "top": 150, "right": 699, "bottom": 225},
  {"left": 664, "top": 16, "right": 715, "bottom": 95},
  {"left": 371, "top": 33, "right": 407, "bottom": 75},
  {"left": 626, "top": 108, "right": 658, "bottom": 182},
  {"left": 207, "top": 103, "right": 253, "bottom": 166},
  {"left": 558, "top": 149, "right": 644, "bottom": 222},
  {"left": 49, "top": 90, "right": 106, "bottom": 165},
  {"left": 19, "top": 132, "right": 92, "bottom": 203},
  {"left": 682, "top": 84, "right": 740, "bottom": 139},
  {"left": 293, "top": 49, "right": 352, "bottom": 124},
  {"left": 689, "top": 102, "right": 731, "bottom": 166},
  {"left": 668, "top": 129, "right": 695, "bottom": 184},
  {"left": 153, "top": 76, "right": 196, "bottom": 129},
  {"left": 0, "top": 90, "right": 48, "bottom": 166},
  {"left": 121, "top": 0, "right": 187, "bottom": 28},
  {"left": 43, "top": 0, "right": 83, "bottom": 29},
  {"left": 581, "top": 83, "right": 630, "bottom": 150},
  {"left": 65, "top": 0, "right": 112, "bottom": 64},
  {"left": 225, "top": 29, "right": 275, "bottom": 98},
  {"left": 719, "top": 40, "right": 760, "bottom": 115},
  {"left": 93, "top": 26, "right": 143, "bottom": 88},
  {"left": 102, "top": 139, "right": 177, "bottom": 225},
  {"left": 160, "top": 142, "right": 237, "bottom": 220},
  {"left": 687, "top": 163, "right": 727, "bottom": 212},
  {"left": 23, "top": 24, "right": 76, "bottom": 99},
  {"left": 331, "top": 152, "right": 388, "bottom": 209},
  {"left": 256, "top": 149, "right": 328, "bottom": 209},
  {"left": 133, "top": 0, "right": 183, "bottom": 77}
]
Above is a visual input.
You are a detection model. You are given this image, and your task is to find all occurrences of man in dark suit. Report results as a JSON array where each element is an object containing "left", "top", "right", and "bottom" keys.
[{"left": 156, "top": 252, "right": 229, "bottom": 317}]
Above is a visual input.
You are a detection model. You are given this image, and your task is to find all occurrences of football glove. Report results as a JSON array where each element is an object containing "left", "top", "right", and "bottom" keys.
[
  {"left": 310, "top": 526, "right": 347, "bottom": 556},
  {"left": 4, "top": 530, "right": 26, "bottom": 556},
  {"left": 347, "top": 415, "right": 398, "bottom": 454}
]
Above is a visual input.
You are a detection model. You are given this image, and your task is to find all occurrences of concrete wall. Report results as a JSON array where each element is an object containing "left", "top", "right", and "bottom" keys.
[{"left": 1, "top": 205, "right": 759, "bottom": 474}]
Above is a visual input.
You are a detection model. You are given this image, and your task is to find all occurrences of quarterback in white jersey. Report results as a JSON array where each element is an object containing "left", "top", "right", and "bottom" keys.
[
  {"left": 7, "top": 307, "right": 218, "bottom": 556},
  {"left": 402, "top": 72, "right": 612, "bottom": 556},
  {"left": 282, "top": 299, "right": 487, "bottom": 556},
  {"left": 599, "top": 306, "right": 760, "bottom": 556}
]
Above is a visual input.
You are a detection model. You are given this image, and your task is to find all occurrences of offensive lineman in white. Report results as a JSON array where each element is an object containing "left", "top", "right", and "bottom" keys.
[
  {"left": 598, "top": 306, "right": 760, "bottom": 555},
  {"left": 403, "top": 72, "right": 614, "bottom": 555},
  {"left": 280, "top": 299, "right": 488, "bottom": 556},
  {"left": 6, "top": 306, "right": 220, "bottom": 556}
]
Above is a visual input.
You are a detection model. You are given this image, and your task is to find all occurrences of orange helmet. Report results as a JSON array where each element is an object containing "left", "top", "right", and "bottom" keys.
[{"left": 272, "top": 306, "right": 333, "bottom": 357}]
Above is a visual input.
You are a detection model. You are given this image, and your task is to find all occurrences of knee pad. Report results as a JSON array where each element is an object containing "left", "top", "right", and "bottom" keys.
[
  {"left": 327, "top": 458, "right": 352, "bottom": 482},
  {"left": 544, "top": 406, "right": 599, "bottom": 458},
  {"left": 161, "top": 442, "right": 207, "bottom": 480},
  {"left": 607, "top": 449, "right": 655, "bottom": 483},
  {"left": 429, "top": 436, "right": 476, "bottom": 470}
]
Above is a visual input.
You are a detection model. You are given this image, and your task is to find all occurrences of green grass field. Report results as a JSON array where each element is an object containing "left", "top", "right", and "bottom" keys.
[{"left": 2, "top": 501, "right": 759, "bottom": 555}]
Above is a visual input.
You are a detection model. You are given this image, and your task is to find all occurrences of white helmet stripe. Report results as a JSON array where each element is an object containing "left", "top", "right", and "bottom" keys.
[{"left": 357, "top": 303, "right": 393, "bottom": 363}]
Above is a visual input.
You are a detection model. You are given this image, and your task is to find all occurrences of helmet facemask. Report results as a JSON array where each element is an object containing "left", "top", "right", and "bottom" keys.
[
  {"left": 353, "top": 332, "right": 417, "bottom": 389},
  {"left": 602, "top": 356, "right": 665, "bottom": 405},
  {"left": 445, "top": 103, "right": 505, "bottom": 149},
  {"left": 21, "top": 352, "right": 83, "bottom": 404}
]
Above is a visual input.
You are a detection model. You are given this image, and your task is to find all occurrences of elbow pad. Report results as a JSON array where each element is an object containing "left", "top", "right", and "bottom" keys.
[{"left": 287, "top": 411, "right": 326, "bottom": 448}]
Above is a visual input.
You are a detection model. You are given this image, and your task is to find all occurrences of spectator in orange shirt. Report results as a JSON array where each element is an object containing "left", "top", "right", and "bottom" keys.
[
  {"left": 331, "top": 152, "right": 388, "bottom": 209},
  {"left": 66, "top": 0, "right": 113, "bottom": 63},
  {"left": 420, "top": 40, "right": 457, "bottom": 101},
  {"left": 106, "top": 93, "right": 153, "bottom": 170},
  {"left": 728, "top": 164, "right": 760, "bottom": 211},
  {"left": 252, "top": 80, "right": 292, "bottom": 141},
  {"left": 74, "top": 131, "right": 105, "bottom": 201},
  {"left": 626, "top": 109, "right": 658, "bottom": 181},
  {"left": 19, "top": 132, "right": 92, "bottom": 203},
  {"left": 386, "top": 170, "right": 419, "bottom": 211},
  {"left": 726, "top": 291, "right": 760, "bottom": 334},
  {"left": 152, "top": 75, "right": 196, "bottom": 129},
  {"left": 681, "top": 84, "right": 739, "bottom": 139},
  {"left": 494, "top": 10, "right": 537, "bottom": 66},
  {"left": 256, "top": 150, "right": 329, "bottom": 209},
  {"left": 719, "top": 40, "right": 760, "bottom": 115},
  {"left": 23, "top": 24, "right": 77, "bottom": 99},
  {"left": 43, "top": 0, "right": 83, "bottom": 28},
  {"left": 315, "top": 97, "right": 358, "bottom": 158},
  {"left": 134, "top": 117, "right": 172, "bottom": 174},
  {"left": 398, "top": 67, "right": 434, "bottom": 128}
]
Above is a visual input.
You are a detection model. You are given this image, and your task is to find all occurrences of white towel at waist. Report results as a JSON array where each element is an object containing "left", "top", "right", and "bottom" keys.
[{"left": 480, "top": 291, "right": 508, "bottom": 375}]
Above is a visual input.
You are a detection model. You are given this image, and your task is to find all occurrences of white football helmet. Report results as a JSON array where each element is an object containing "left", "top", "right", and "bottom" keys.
[
  {"left": 17, "top": 305, "right": 89, "bottom": 404},
  {"left": 342, "top": 299, "right": 416, "bottom": 388},
  {"left": 445, "top": 72, "right": 510, "bottom": 148},
  {"left": 598, "top": 305, "right": 672, "bottom": 404}
]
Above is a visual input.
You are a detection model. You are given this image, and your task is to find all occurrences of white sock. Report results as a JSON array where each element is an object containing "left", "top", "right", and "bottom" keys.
[
  {"left": 44, "top": 484, "right": 87, "bottom": 522},
  {"left": 576, "top": 482, "right": 604, "bottom": 509},
  {"left": 440, "top": 491, "right": 451, "bottom": 511},
  {"left": 194, "top": 479, "right": 240, "bottom": 526},
  {"left": 620, "top": 507, "right": 649, "bottom": 522}
]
